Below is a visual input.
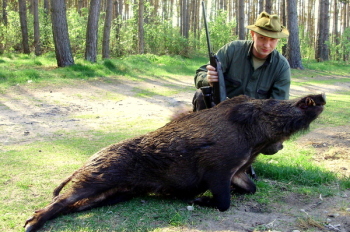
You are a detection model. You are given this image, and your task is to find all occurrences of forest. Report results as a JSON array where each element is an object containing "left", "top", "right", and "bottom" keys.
[{"left": 0, "top": 0, "right": 349, "bottom": 67}]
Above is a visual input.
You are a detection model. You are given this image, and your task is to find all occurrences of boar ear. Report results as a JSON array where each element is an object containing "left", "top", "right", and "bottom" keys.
[{"left": 225, "top": 103, "right": 258, "bottom": 125}]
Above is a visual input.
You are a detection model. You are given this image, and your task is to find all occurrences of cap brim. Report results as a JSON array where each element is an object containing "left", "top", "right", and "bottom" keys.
[{"left": 246, "top": 25, "right": 289, "bottom": 39}]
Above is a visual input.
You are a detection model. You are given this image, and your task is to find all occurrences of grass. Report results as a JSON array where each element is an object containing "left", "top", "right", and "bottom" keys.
[
  {"left": 0, "top": 54, "right": 350, "bottom": 231},
  {"left": 292, "top": 59, "right": 350, "bottom": 77},
  {"left": 255, "top": 139, "right": 349, "bottom": 188},
  {"left": 0, "top": 53, "right": 206, "bottom": 88}
]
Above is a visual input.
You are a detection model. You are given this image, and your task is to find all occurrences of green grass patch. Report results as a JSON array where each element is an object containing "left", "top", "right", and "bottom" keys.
[
  {"left": 0, "top": 53, "right": 206, "bottom": 88},
  {"left": 292, "top": 59, "right": 350, "bottom": 78},
  {"left": 133, "top": 86, "right": 180, "bottom": 98},
  {"left": 254, "top": 140, "right": 348, "bottom": 188},
  {"left": 317, "top": 92, "right": 350, "bottom": 126}
]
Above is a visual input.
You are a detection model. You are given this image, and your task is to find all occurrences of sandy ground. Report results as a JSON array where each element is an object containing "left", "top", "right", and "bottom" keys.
[{"left": 1, "top": 75, "right": 349, "bottom": 232}]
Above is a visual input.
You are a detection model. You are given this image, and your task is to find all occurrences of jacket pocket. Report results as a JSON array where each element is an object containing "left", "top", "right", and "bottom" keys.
[
  {"left": 257, "top": 88, "right": 270, "bottom": 99},
  {"left": 226, "top": 78, "right": 241, "bottom": 88}
]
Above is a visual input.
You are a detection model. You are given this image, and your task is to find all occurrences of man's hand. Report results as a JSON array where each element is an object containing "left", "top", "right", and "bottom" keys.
[{"left": 206, "top": 65, "right": 218, "bottom": 86}]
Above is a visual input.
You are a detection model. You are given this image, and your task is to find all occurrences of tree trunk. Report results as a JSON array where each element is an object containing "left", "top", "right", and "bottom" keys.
[
  {"left": 102, "top": 0, "right": 113, "bottom": 59},
  {"left": 333, "top": 0, "right": 339, "bottom": 41},
  {"left": 114, "top": 0, "right": 123, "bottom": 57},
  {"left": 2, "top": 0, "right": 8, "bottom": 26},
  {"left": 41, "top": 0, "right": 50, "bottom": 51},
  {"left": 238, "top": 0, "right": 245, "bottom": 40},
  {"left": 235, "top": 0, "right": 239, "bottom": 35},
  {"left": 78, "top": 0, "right": 84, "bottom": 15},
  {"left": 180, "top": 0, "right": 189, "bottom": 38},
  {"left": 85, "top": 0, "right": 101, "bottom": 62},
  {"left": 33, "top": 0, "right": 41, "bottom": 56},
  {"left": 138, "top": 0, "right": 145, "bottom": 54},
  {"left": 308, "top": 0, "right": 316, "bottom": 57},
  {"left": 18, "top": 0, "right": 30, "bottom": 54},
  {"left": 281, "top": 0, "right": 287, "bottom": 56},
  {"left": 0, "top": 0, "right": 8, "bottom": 53},
  {"left": 191, "top": 0, "right": 200, "bottom": 47},
  {"left": 50, "top": 0, "right": 74, "bottom": 67},
  {"left": 258, "top": 0, "right": 263, "bottom": 13},
  {"left": 333, "top": 0, "right": 339, "bottom": 60},
  {"left": 265, "top": 0, "right": 272, "bottom": 13},
  {"left": 341, "top": 1, "right": 349, "bottom": 61},
  {"left": 43, "top": 0, "right": 49, "bottom": 13},
  {"left": 315, "top": 0, "right": 330, "bottom": 62},
  {"left": 286, "top": 0, "right": 304, "bottom": 69}
]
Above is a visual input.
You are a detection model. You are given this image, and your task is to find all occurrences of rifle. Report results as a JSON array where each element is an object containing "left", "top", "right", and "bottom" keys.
[{"left": 201, "top": 1, "right": 227, "bottom": 108}]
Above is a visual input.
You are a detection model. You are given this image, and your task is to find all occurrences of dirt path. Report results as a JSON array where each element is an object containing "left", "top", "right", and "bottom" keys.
[
  {"left": 0, "top": 77, "right": 193, "bottom": 146},
  {"left": 1, "top": 75, "right": 349, "bottom": 231}
]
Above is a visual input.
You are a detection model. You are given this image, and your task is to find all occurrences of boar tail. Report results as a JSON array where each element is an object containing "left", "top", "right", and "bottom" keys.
[{"left": 52, "top": 171, "right": 78, "bottom": 198}]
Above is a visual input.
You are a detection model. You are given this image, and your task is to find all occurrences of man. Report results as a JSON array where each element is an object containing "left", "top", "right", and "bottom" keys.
[
  {"left": 193, "top": 12, "right": 291, "bottom": 111},
  {"left": 192, "top": 12, "right": 291, "bottom": 180}
]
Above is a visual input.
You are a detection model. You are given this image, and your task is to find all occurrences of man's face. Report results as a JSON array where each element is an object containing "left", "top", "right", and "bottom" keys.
[{"left": 251, "top": 31, "right": 279, "bottom": 59}]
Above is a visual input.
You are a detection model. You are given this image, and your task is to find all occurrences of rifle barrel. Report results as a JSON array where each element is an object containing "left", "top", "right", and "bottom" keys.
[{"left": 202, "top": 1, "right": 214, "bottom": 59}]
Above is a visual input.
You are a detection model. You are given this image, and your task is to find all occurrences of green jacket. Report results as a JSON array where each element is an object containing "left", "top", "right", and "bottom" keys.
[{"left": 195, "top": 40, "right": 291, "bottom": 100}]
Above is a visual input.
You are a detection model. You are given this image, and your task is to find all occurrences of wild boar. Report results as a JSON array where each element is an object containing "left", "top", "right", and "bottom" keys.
[{"left": 24, "top": 93, "right": 326, "bottom": 232}]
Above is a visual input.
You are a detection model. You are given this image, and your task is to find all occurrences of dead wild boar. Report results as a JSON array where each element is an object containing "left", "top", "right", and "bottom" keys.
[{"left": 24, "top": 93, "right": 326, "bottom": 232}]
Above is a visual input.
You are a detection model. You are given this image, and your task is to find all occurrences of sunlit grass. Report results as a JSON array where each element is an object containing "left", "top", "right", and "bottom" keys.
[
  {"left": 0, "top": 53, "right": 206, "bottom": 88},
  {"left": 133, "top": 87, "right": 180, "bottom": 98},
  {"left": 316, "top": 92, "right": 350, "bottom": 127},
  {"left": 292, "top": 59, "right": 350, "bottom": 78},
  {"left": 254, "top": 140, "right": 349, "bottom": 189}
]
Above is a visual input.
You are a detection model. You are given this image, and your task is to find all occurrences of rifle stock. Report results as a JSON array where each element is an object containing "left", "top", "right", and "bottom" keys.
[{"left": 201, "top": 1, "right": 227, "bottom": 106}]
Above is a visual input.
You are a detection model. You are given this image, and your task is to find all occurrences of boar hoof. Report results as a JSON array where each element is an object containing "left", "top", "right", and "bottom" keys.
[{"left": 24, "top": 215, "right": 42, "bottom": 232}]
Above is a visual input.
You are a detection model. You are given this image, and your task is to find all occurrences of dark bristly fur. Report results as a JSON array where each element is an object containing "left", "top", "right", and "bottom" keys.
[{"left": 24, "top": 94, "right": 326, "bottom": 232}]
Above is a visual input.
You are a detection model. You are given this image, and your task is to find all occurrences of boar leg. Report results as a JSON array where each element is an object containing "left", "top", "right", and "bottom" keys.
[
  {"left": 24, "top": 194, "right": 81, "bottom": 232},
  {"left": 210, "top": 178, "right": 232, "bottom": 211},
  {"left": 191, "top": 173, "right": 232, "bottom": 212},
  {"left": 24, "top": 189, "right": 94, "bottom": 232},
  {"left": 64, "top": 190, "right": 135, "bottom": 213},
  {"left": 24, "top": 186, "right": 131, "bottom": 232},
  {"left": 231, "top": 171, "right": 256, "bottom": 194}
]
